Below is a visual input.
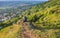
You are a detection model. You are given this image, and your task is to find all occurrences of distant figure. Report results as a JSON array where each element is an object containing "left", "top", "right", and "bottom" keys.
[
  {"left": 29, "top": 22, "right": 34, "bottom": 29},
  {"left": 29, "top": 22, "right": 32, "bottom": 26},
  {"left": 23, "top": 16, "right": 27, "bottom": 22}
]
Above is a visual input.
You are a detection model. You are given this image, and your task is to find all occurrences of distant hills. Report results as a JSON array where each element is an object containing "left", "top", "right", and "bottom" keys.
[{"left": 0, "top": 1, "right": 44, "bottom": 9}]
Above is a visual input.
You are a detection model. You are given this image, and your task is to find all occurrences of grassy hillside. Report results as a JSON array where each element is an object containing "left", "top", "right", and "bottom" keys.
[
  {"left": 0, "top": 0, "right": 60, "bottom": 38},
  {"left": 22, "top": 0, "right": 60, "bottom": 38},
  {"left": 0, "top": 24, "right": 22, "bottom": 38},
  {"left": 23, "top": 0, "right": 60, "bottom": 29}
]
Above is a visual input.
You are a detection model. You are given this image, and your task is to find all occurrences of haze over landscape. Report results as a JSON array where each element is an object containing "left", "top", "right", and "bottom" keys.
[{"left": 0, "top": 0, "right": 48, "bottom": 1}]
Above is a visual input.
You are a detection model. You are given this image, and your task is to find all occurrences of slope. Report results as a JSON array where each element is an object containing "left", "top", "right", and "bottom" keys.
[{"left": 22, "top": 0, "right": 60, "bottom": 38}]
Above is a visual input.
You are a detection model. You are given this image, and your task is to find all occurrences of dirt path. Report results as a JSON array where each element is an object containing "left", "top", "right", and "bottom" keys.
[{"left": 21, "top": 22, "right": 37, "bottom": 38}]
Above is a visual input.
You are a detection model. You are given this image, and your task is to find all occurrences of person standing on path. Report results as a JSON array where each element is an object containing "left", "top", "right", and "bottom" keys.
[{"left": 22, "top": 16, "right": 27, "bottom": 22}]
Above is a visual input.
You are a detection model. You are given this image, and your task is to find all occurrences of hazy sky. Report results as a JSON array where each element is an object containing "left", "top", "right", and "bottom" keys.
[{"left": 0, "top": 0, "right": 48, "bottom": 1}]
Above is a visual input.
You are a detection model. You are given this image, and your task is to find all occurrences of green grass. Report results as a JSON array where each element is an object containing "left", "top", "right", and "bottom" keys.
[
  {"left": 22, "top": 0, "right": 60, "bottom": 38},
  {"left": 0, "top": 24, "right": 22, "bottom": 38},
  {"left": 31, "top": 29, "right": 60, "bottom": 38}
]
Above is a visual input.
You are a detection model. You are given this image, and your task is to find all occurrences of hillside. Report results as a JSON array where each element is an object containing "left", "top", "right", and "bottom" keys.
[
  {"left": 0, "top": 0, "right": 60, "bottom": 38},
  {"left": 22, "top": 0, "right": 60, "bottom": 38},
  {"left": 23, "top": 0, "right": 60, "bottom": 29}
]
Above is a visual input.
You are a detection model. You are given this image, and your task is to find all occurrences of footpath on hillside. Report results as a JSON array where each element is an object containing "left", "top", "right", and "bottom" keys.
[
  {"left": 21, "top": 22, "right": 38, "bottom": 38},
  {"left": 18, "top": 16, "right": 38, "bottom": 38}
]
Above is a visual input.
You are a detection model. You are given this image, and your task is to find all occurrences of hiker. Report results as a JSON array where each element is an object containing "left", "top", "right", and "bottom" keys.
[
  {"left": 29, "top": 22, "right": 34, "bottom": 28},
  {"left": 23, "top": 16, "right": 27, "bottom": 22},
  {"left": 29, "top": 22, "right": 32, "bottom": 26}
]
